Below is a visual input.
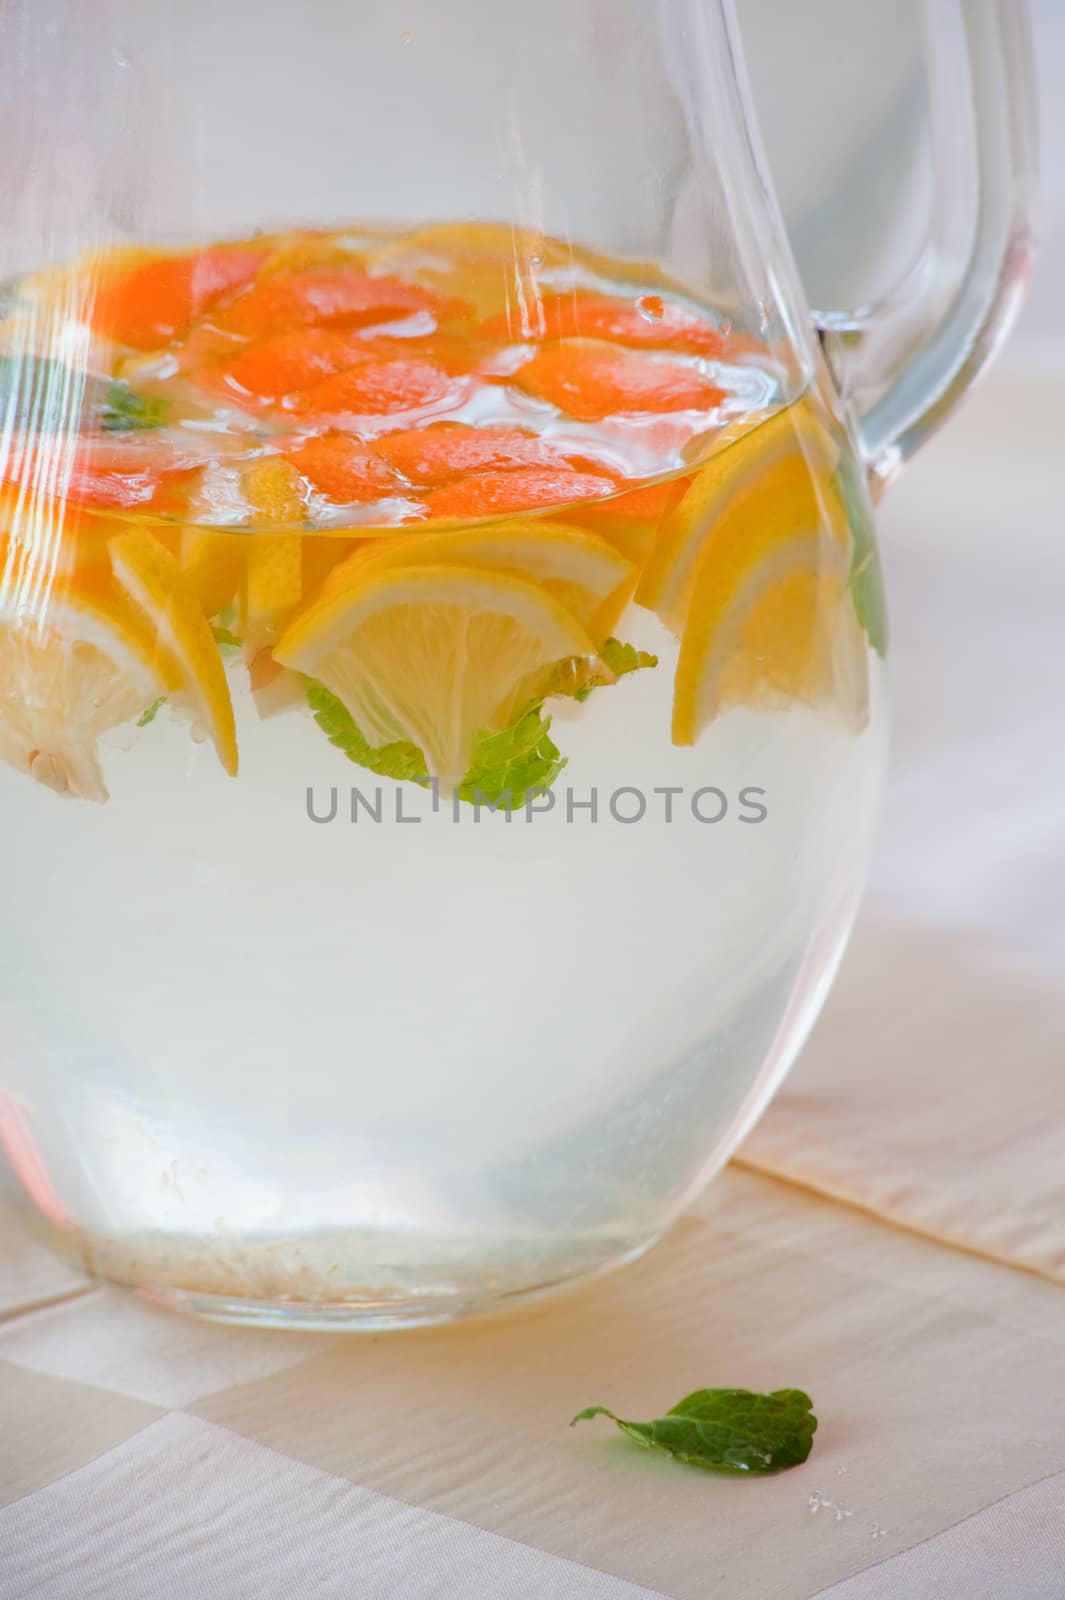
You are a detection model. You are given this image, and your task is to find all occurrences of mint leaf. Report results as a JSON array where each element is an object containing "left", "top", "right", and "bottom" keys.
[
  {"left": 0, "top": 355, "right": 98, "bottom": 431},
  {"left": 598, "top": 637, "right": 658, "bottom": 681},
  {"left": 835, "top": 455, "right": 888, "bottom": 658},
  {"left": 306, "top": 680, "right": 562, "bottom": 808},
  {"left": 307, "top": 680, "right": 429, "bottom": 784},
  {"left": 307, "top": 639, "right": 652, "bottom": 810},
  {"left": 211, "top": 623, "right": 243, "bottom": 657},
  {"left": 537, "top": 655, "right": 610, "bottom": 704},
  {"left": 0, "top": 355, "right": 169, "bottom": 434},
  {"left": 137, "top": 696, "right": 166, "bottom": 728},
  {"left": 458, "top": 709, "right": 565, "bottom": 810},
  {"left": 571, "top": 1388, "right": 817, "bottom": 1475},
  {"left": 540, "top": 638, "right": 658, "bottom": 705},
  {"left": 100, "top": 380, "right": 170, "bottom": 433}
]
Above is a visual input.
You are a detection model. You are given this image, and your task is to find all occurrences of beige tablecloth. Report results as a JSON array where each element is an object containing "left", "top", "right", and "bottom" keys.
[
  {"left": 4, "top": 1165, "right": 1065, "bottom": 1600},
  {"left": 2, "top": 354, "right": 1065, "bottom": 1598},
  {"left": 742, "top": 364, "right": 1065, "bottom": 1285}
]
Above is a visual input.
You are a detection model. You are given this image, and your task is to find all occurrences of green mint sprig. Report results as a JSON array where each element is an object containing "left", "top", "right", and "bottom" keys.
[
  {"left": 100, "top": 380, "right": 170, "bottom": 433},
  {"left": 305, "top": 635, "right": 656, "bottom": 810},
  {"left": 0, "top": 355, "right": 96, "bottom": 432},
  {"left": 541, "top": 637, "right": 658, "bottom": 704},
  {"left": 0, "top": 355, "right": 169, "bottom": 434},
  {"left": 598, "top": 636, "right": 659, "bottom": 681},
  {"left": 136, "top": 696, "right": 166, "bottom": 728},
  {"left": 307, "top": 681, "right": 430, "bottom": 785},
  {"left": 211, "top": 623, "right": 243, "bottom": 658},
  {"left": 571, "top": 1388, "right": 817, "bottom": 1475},
  {"left": 457, "top": 710, "right": 565, "bottom": 809}
]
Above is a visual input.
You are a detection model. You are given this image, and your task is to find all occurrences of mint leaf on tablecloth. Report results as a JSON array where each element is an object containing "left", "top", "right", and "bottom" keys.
[{"left": 571, "top": 1388, "right": 817, "bottom": 1474}]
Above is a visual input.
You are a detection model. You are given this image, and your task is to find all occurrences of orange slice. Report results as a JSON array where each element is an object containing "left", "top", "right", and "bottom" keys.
[
  {"left": 90, "top": 246, "right": 268, "bottom": 349},
  {"left": 282, "top": 435, "right": 399, "bottom": 504},
  {"left": 219, "top": 329, "right": 370, "bottom": 401},
  {"left": 482, "top": 289, "right": 729, "bottom": 358},
  {"left": 290, "top": 356, "right": 456, "bottom": 419},
  {"left": 423, "top": 467, "right": 616, "bottom": 521},
  {"left": 213, "top": 268, "right": 459, "bottom": 341},
  {"left": 513, "top": 340, "right": 726, "bottom": 421},
  {"left": 1, "top": 435, "right": 206, "bottom": 513},
  {"left": 373, "top": 423, "right": 576, "bottom": 486}
]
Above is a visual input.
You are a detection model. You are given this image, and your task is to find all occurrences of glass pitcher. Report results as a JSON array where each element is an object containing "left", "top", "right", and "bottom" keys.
[{"left": 0, "top": 0, "right": 1036, "bottom": 1328}]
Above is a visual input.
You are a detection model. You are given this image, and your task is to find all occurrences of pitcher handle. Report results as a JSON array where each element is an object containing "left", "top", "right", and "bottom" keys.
[{"left": 814, "top": 0, "right": 1039, "bottom": 491}]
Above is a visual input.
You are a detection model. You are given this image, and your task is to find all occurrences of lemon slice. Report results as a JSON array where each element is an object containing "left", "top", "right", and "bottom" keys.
[
  {"left": 672, "top": 529, "right": 867, "bottom": 744},
  {"left": 241, "top": 534, "right": 303, "bottom": 649},
  {"left": 247, "top": 647, "right": 308, "bottom": 719},
  {"left": 258, "top": 230, "right": 367, "bottom": 281},
  {"left": 0, "top": 493, "right": 107, "bottom": 598},
  {"left": 322, "top": 520, "right": 635, "bottom": 645},
  {"left": 0, "top": 589, "right": 169, "bottom": 802},
  {"left": 368, "top": 221, "right": 567, "bottom": 318},
  {"left": 276, "top": 563, "right": 594, "bottom": 781},
  {"left": 110, "top": 528, "right": 238, "bottom": 775},
  {"left": 243, "top": 533, "right": 362, "bottom": 720},
  {"left": 239, "top": 457, "right": 305, "bottom": 653},
  {"left": 179, "top": 529, "right": 244, "bottom": 618},
  {"left": 242, "top": 456, "right": 305, "bottom": 525},
  {"left": 638, "top": 403, "right": 840, "bottom": 627}
]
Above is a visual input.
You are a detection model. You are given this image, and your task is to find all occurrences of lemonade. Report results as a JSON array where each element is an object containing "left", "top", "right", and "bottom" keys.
[{"left": 0, "top": 224, "right": 887, "bottom": 1324}]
